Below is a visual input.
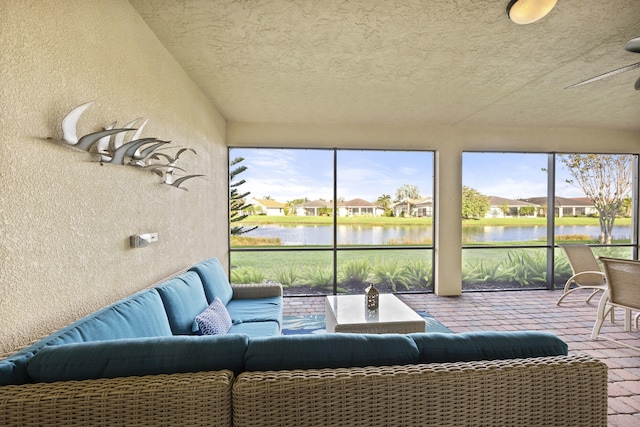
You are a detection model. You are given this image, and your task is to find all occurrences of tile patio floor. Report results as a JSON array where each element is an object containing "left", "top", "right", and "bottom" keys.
[{"left": 284, "top": 289, "right": 640, "bottom": 427}]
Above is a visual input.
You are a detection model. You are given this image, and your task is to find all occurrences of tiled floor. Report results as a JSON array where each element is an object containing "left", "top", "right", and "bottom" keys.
[{"left": 284, "top": 289, "right": 640, "bottom": 427}]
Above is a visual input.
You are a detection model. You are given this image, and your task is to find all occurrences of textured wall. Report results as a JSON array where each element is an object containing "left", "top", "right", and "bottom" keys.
[{"left": 0, "top": 1, "right": 228, "bottom": 355}]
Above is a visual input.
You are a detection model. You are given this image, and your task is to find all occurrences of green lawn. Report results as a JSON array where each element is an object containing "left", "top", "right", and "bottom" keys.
[{"left": 231, "top": 214, "right": 634, "bottom": 292}]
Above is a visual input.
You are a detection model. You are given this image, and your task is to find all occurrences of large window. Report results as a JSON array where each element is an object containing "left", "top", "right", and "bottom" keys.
[
  {"left": 553, "top": 153, "right": 637, "bottom": 286},
  {"left": 463, "top": 152, "right": 638, "bottom": 291},
  {"left": 229, "top": 148, "right": 435, "bottom": 295}
]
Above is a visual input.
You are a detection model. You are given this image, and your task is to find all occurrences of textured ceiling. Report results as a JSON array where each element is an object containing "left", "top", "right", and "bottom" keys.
[{"left": 130, "top": 0, "right": 640, "bottom": 130}]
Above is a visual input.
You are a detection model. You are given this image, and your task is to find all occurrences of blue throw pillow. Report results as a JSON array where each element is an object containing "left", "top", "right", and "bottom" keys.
[{"left": 194, "top": 297, "right": 232, "bottom": 335}]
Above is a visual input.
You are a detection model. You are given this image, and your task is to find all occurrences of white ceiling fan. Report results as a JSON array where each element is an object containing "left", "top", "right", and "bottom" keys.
[{"left": 566, "top": 36, "right": 640, "bottom": 90}]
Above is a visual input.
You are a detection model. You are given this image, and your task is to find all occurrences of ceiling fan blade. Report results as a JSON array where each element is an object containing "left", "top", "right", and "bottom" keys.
[
  {"left": 565, "top": 62, "right": 640, "bottom": 88},
  {"left": 625, "top": 36, "right": 640, "bottom": 53}
]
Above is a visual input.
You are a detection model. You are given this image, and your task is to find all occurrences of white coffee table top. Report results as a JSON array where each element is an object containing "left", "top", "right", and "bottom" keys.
[{"left": 325, "top": 294, "right": 425, "bottom": 334}]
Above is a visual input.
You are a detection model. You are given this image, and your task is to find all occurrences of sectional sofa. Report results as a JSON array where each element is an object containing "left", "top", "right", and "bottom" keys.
[{"left": 0, "top": 257, "right": 608, "bottom": 426}]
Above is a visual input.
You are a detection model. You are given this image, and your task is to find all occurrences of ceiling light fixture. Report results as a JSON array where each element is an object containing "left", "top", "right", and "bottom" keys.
[{"left": 506, "top": 0, "right": 557, "bottom": 25}]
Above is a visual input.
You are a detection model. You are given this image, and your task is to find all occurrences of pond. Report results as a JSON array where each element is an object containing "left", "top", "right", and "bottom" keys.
[{"left": 241, "top": 224, "right": 633, "bottom": 246}]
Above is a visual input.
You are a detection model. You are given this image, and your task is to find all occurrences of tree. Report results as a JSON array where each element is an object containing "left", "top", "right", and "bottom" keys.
[
  {"left": 289, "top": 197, "right": 309, "bottom": 205},
  {"left": 560, "top": 154, "right": 633, "bottom": 244},
  {"left": 394, "top": 184, "right": 420, "bottom": 202},
  {"left": 462, "top": 186, "right": 490, "bottom": 219},
  {"left": 519, "top": 206, "right": 536, "bottom": 217},
  {"left": 499, "top": 202, "right": 509, "bottom": 217},
  {"left": 284, "top": 200, "right": 297, "bottom": 216},
  {"left": 376, "top": 194, "right": 393, "bottom": 216},
  {"left": 621, "top": 197, "right": 632, "bottom": 217},
  {"left": 318, "top": 206, "right": 333, "bottom": 216},
  {"left": 229, "top": 157, "right": 257, "bottom": 235}
]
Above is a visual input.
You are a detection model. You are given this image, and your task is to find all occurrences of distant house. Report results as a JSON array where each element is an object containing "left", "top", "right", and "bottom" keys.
[
  {"left": 247, "top": 198, "right": 286, "bottom": 216},
  {"left": 486, "top": 196, "right": 537, "bottom": 218},
  {"left": 413, "top": 197, "right": 433, "bottom": 217},
  {"left": 295, "top": 198, "right": 384, "bottom": 216},
  {"left": 391, "top": 197, "right": 433, "bottom": 217},
  {"left": 522, "top": 197, "right": 596, "bottom": 217},
  {"left": 572, "top": 198, "right": 600, "bottom": 216},
  {"left": 338, "top": 198, "right": 385, "bottom": 217},
  {"left": 295, "top": 199, "right": 332, "bottom": 216}
]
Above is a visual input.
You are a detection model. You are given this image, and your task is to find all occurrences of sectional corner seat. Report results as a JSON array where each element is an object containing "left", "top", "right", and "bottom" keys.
[{"left": 0, "top": 258, "right": 608, "bottom": 427}]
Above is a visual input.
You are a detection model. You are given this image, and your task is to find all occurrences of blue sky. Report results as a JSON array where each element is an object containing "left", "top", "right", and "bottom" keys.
[
  {"left": 463, "top": 153, "right": 584, "bottom": 199},
  {"left": 230, "top": 149, "right": 585, "bottom": 203}
]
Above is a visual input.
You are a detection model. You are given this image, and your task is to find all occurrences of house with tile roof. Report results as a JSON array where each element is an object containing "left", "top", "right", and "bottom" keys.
[
  {"left": 522, "top": 197, "right": 596, "bottom": 217},
  {"left": 486, "top": 196, "right": 538, "bottom": 218},
  {"left": 391, "top": 197, "right": 433, "bottom": 217},
  {"left": 337, "top": 198, "right": 385, "bottom": 217},
  {"left": 247, "top": 198, "right": 287, "bottom": 216},
  {"left": 295, "top": 199, "right": 333, "bottom": 216}
]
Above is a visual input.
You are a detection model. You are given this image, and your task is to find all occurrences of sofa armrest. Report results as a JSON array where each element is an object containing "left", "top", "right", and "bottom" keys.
[
  {"left": 0, "top": 371, "right": 233, "bottom": 427},
  {"left": 231, "top": 283, "right": 283, "bottom": 299}
]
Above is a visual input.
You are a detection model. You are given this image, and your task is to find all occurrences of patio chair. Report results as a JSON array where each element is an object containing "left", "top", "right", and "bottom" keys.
[
  {"left": 556, "top": 244, "right": 607, "bottom": 306},
  {"left": 592, "top": 257, "right": 640, "bottom": 345}
]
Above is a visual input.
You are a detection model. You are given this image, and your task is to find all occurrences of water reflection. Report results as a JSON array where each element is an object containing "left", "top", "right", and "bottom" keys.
[{"left": 242, "top": 224, "right": 632, "bottom": 246}]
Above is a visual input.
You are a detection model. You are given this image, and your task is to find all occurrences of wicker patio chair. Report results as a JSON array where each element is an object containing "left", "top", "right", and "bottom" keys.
[
  {"left": 592, "top": 257, "right": 640, "bottom": 346},
  {"left": 556, "top": 244, "right": 607, "bottom": 306}
]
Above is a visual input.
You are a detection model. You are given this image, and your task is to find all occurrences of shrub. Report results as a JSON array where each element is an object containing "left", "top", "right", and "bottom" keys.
[
  {"left": 302, "top": 265, "right": 334, "bottom": 290},
  {"left": 273, "top": 265, "right": 300, "bottom": 288},
  {"left": 231, "top": 235, "right": 281, "bottom": 246},
  {"left": 493, "top": 251, "right": 546, "bottom": 286},
  {"left": 461, "top": 258, "right": 501, "bottom": 284},
  {"left": 401, "top": 260, "right": 432, "bottom": 289},
  {"left": 555, "top": 234, "right": 592, "bottom": 242},
  {"left": 230, "top": 267, "right": 266, "bottom": 284},
  {"left": 369, "top": 259, "right": 409, "bottom": 292},
  {"left": 338, "top": 259, "right": 371, "bottom": 286}
]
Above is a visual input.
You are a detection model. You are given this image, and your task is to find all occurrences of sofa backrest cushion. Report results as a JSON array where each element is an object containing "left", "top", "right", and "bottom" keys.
[
  {"left": 27, "top": 334, "right": 250, "bottom": 382},
  {"left": 156, "top": 272, "right": 209, "bottom": 335},
  {"left": 410, "top": 331, "right": 568, "bottom": 363},
  {"left": 0, "top": 289, "right": 172, "bottom": 386},
  {"left": 244, "top": 334, "right": 419, "bottom": 371},
  {"left": 189, "top": 258, "right": 233, "bottom": 305},
  {"left": 47, "top": 289, "right": 173, "bottom": 345}
]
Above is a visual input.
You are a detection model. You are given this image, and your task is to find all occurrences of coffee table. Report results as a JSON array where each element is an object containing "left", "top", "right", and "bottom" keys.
[{"left": 325, "top": 294, "right": 426, "bottom": 334}]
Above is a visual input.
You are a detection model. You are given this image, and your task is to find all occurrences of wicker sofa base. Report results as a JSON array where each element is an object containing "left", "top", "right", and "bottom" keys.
[
  {"left": 232, "top": 354, "right": 608, "bottom": 427},
  {"left": 0, "top": 370, "right": 234, "bottom": 427},
  {"left": 0, "top": 354, "right": 607, "bottom": 426}
]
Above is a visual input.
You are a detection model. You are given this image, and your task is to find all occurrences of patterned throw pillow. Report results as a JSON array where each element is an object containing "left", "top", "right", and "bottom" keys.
[{"left": 194, "top": 297, "right": 232, "bottom": 335}]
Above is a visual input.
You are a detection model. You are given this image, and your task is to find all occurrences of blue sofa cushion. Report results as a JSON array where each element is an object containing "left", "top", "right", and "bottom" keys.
[
  {"left": 226, "top": 297, "right": 283, "bottom": 327},
  {"left": 229, "top": 320, "right": 281, "bottom": 338},
  {"left": 156, "top": 272, "right": 209, "bottom": 335},
  {"left": 0, "top": 358, "right": 30, "bottom": 386},
  {"left": 410, "top": 331, "right": 568, "bottom": 363},
  {"left": 27, "top": 334, "right": 250, "bottom": 382},
  {"left": 195, "top": 298, "right": 232, "bottom": 335},
  {"left": 0, "top": 289, "right": 172, "bottom": 386},
  {"left": 48, "top": 289, "right": 173, "bottom": 345},
  {"left": 244, "top": 334, "right": 419, "bottom": 371},
  {"left": 189, "top": 258, "right": 233, "bottom": 305}
]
